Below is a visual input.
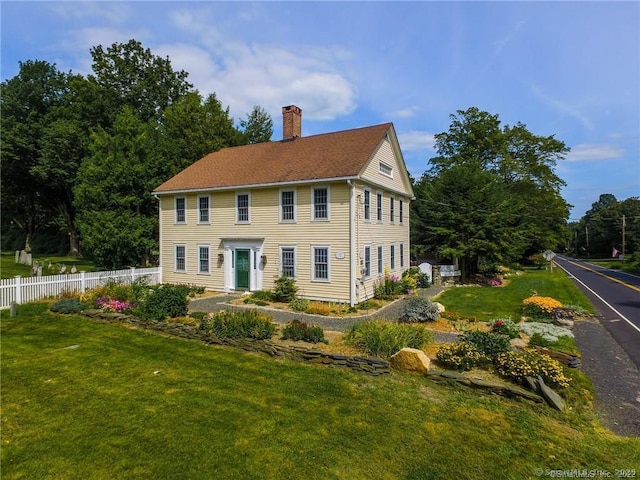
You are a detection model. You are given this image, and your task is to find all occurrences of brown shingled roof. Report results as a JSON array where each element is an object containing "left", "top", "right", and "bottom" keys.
[{"left": 154, "top": 123, "right": 392, "bottom": 193}]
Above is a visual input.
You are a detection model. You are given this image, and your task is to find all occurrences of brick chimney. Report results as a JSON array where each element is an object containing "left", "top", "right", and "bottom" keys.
[{"left": 282, "top": 105, "right": 302, "bottom": 139}]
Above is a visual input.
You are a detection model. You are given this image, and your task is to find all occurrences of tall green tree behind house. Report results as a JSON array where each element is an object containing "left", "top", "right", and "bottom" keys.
[
  {"left": 412, "top": 107, "right": 570, "bottom": 280},
  {"left": 89, "top": 39, "right": 193, "bottom": 124},
  {"left": 240, "top": 105, "right": 274, "bottom": 144},
  {"left": 0, "top": 60, "right": 74, "bottom": 252}
]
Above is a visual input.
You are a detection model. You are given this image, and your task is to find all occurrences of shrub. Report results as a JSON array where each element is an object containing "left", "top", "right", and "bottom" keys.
[
  {"left": 489, "top": 318, "right": 521, "bottom": 339},
  {"left": 403, "top": 267, "right": 430, "bottom": 288},
  {"left": 207, "top": 309, "right": 275, "bottom": 340},
  {"left": 436, "top": 342, "right": 491, "bottom": 371},
  {"left": 281, "top": 319, "right": 326, "bottom": 343},
  {"left": 189, "top": 311, "right": 208, "bottom": 321},
  {"left": 522, "top": 295, "right": 562, "bottom": 319},
  {"left": 272, "top": 276, "right": 298, "bottom": 302},
  {"left": 494, "top": 350, "right": 570, "bottom": 389},
  {"left": 137, "top": 284, "right": 190, "bottom": 321},
  {"left": 461, "top": 330, "right": 512, "bottom": 358},
  {"left": 374, "top": 269, "right": 405, "bottom": 298},
  {"left": 251, "top": 290, "right": 273, "bottom": 301},
  {"left": 96, "top": 297, "right": 135, "bottom": 313},
  {"left": 50, "top": 298, "right": 87, "bottom": 314},
  {"left": 289, "top": 297, "right": 309, "bottom": 312},
  {"left": 243, "top": 298, "right": 268, "bottom": 306},
  {"left": 518, "top": 322, "right": 574, "bottom": 343},
  {"left": 400, "top": 297, "right": 440, "bottom": 323},
  {"left": 344, "top": 320, "right": 433, "bottom": 359},
  {"left": 527, "top": 253, "right": 547, "bottom": 269}
]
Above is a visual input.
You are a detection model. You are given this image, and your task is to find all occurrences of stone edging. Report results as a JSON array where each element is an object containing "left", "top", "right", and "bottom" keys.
[
  {"left": 82, "top": 310, "right": 390, "bottom": 376},
  {"left": 426, "top": 370, "right": 546, "bottom": 404}
]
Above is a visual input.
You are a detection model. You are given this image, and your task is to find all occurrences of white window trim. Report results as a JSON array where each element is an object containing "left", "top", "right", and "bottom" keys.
[
  {"left": 311, "top": 185, "right": 330, "bottom": 221},
  {"left": 175, "top": 197, "right": 186, "bottom": 224},
  {"left": 235, "top": 192, "right": 251, "bottom": 224},
  {"left": 311, "top": 245, "right": 331, "bottom": 282},
  {"left": 379, "top": 162, "right": 393, "bottom": 178},
  {"left": 174, "top": 244, "right": 187, "bottom": 273},
  {"left": 376, "top": 191, "right": 383, "bottom": 223},
  {"left": 390, "top": 195, "right": 395, "bottom": 224},
  {"left": 279, "top": 188, "right": 297, "bottom": 223},
  {"left": 279, "top": 245, "right": 297, "bottom": 278},
  {"left": 363, "top": 187, "right": 371, "bottom": 222},
  {"left": 377, "top": 244, "right": 383, "bottom": 275},
  {"left": 197, "top": 244, "right": 210, "bottom": 274},
  {"left": 363, "top": 244, "right": 371, "bottom": 279},
  {"left": 390, "top": 243, "right": 396, "bottom": 270},
  {"left": 197, "top": 195, "right": 211, "bottom": 224}
]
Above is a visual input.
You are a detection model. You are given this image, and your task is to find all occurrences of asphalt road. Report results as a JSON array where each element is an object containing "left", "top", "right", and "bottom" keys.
[
  {"left": 553, "top": 256, "right": 640, "bottom": 436},
  {"left": 553, "top": 255, "right": 640, "bottom": 369}
]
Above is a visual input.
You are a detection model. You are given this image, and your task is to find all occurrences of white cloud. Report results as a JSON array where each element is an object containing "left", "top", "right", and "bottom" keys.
[
  {"left": 387, "top": 106, "right": 420, "bottom": 119},
  {"left": 565, "top": 143, "right": 625, "bottom": 162},
  {"left": 397, "top": 131, "right": 436, "bottom": 152},
  {"left": 166, "top": 7, "right": 357, "bottom": 121},
  {"left": 47, "top": 2, "right": 132, "bottom": 24}
]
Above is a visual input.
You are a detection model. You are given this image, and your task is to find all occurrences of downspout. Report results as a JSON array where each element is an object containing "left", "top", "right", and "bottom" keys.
[{"left": 347, "top": 180, "right": 356, "bottom": 307}]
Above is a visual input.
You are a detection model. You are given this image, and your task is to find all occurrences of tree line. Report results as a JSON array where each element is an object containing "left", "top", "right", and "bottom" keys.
[
  {"left": 568, "top": 194, "right": 640, "bottom": 259},
  {"left": 3, "top": 40, "right": 634, "bottom": 276},
  {"left": 1, "top": 39, "right": 273, "bottom": 268},
  {"left": 411, "top": 107, "right": 639, "bottom": 278}
]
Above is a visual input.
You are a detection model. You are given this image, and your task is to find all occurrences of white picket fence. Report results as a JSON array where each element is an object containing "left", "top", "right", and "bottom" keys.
[{"left": 0, "top": 267, "right": 162, "bottom": 310}]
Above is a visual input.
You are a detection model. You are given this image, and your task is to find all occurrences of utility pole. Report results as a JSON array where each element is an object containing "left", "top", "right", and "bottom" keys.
[
  {"left": 622, "top": 215, "right": 626, "bottom": 263},
  {"left": 585, "top": 225, "right": 590, "bottom": 258}
]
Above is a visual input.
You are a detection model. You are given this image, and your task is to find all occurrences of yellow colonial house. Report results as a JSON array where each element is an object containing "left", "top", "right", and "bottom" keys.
[{"left": 153, "top": 106, "right": 414, "bottom": 306}]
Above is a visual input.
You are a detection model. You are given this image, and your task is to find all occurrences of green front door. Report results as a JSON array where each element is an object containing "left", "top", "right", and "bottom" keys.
[{"left": 235, "top": 249, "right": 250, "bottom": 290}]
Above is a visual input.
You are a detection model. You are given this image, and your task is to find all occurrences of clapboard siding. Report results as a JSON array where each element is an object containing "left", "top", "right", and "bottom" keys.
[{"left": 159, "top": 182, "right": 352, "bottom": 302}]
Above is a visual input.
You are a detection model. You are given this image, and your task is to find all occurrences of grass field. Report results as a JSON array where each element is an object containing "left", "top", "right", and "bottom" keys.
[
  {"left": 434, "top": 268, "right": 595, "bottom": 321},
  {"left": 1, "top": 251, "right": 96, "bottom": 279},
  {"left": 2, "top": 302, "right": 638, "bottom": 479}
]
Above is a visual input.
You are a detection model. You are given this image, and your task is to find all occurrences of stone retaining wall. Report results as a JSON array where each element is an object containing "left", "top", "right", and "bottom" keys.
[{"left": 83, "top": 310, "right": 390, "bottom": 376}]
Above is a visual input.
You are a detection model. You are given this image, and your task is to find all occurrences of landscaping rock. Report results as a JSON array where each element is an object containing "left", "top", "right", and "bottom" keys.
[
  {"left": 536, "top": 375, "right": 565, "bottom": 411},
  {"left": 389, "top": 348, "right": 431, "bottom": 374},
  {"left": 532, "top": 346, "right": 581, "bottom": 368}
]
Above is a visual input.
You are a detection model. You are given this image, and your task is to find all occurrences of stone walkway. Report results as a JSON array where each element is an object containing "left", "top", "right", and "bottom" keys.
[{"left": 188, "top": 285, "right": 459, "bottom": 343}]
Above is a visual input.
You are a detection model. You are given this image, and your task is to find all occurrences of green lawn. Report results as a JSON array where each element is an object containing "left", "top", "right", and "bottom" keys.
[
  {"left": 1, "top": 251, "right": 96, "bottom": 279},
  {"left": 2, "top": 303, "right": 638, "bottom": 479},
  {"left": 435, "top": 268, "right": 595, "bottom": 321}
]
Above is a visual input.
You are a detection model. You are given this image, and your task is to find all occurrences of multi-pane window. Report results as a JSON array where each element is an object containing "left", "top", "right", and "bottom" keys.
[
  {"left": 390, "top": 244, "right": 396, "bottom": 270},
  {"left": 175, "top": 197, "right": 186, "bottom": 223},
  {"left": 236, "top": 193, "right": 249, "bottom": 223},
  {"left": 313, "top": 246, "right": 329, "bottom": 280},
  {"left": 399, "top": 199, "right": 404, "bottom": 224},
  {"left": 175, "top": 245, "right": 186, "bottom": 272},
  {"left": 281, "top": 247, "right": 296, "bottom": 277},
  {"left": 377, "top": 245, "right": 383, "bottom": 274},
  {"left": 379, "top": 162, "right": 393, "bottom": 177},
  {"left": 390, "top": 196, "right": 395, "bottom": 223},
  {"left": 400, "top": 243, "right": 405, "bottom": 268},
  {"left": 198, "top": 245, "right": 210, "bottom": 274},
  {"left": 363, "top": 189, "right": 371, "bottom": 221},
  {"left": 376, "top": 192, "right": 383, "bottom": 222},
  {"left": 313, "top": 187, "right": 328, "bottom": 220},
  {"left": 198, "top": 196, "right": 210, "bottom": 223},
  {"left": 364, "top": 246, "right": 371, "bottom": 278},
  {"left": 281, "top": 190, "right": 295, "bottom": 222}
]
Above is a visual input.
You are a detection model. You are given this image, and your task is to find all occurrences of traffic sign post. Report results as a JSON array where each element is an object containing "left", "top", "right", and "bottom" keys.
[{"left": 543, "top": 250, "right": 556, "bottom": 271}]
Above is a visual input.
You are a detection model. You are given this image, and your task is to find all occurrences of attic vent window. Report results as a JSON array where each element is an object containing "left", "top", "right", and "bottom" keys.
[{"left": 379, "top": 162, "right": 393, "bottom": 177}]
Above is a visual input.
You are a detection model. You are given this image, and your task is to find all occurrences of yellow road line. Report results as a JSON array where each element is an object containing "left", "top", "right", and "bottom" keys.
[{"left": 557, "top": 259, "right": 640, "bottom": 294}]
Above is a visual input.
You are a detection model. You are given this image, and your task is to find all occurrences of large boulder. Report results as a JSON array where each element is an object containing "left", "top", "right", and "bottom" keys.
[{"left": 390, "top": 348, "right": 431, "bottom": 374}]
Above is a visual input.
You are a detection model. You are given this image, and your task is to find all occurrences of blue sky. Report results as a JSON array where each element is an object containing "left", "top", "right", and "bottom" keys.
[{"left": 2, "top": 1, "right": 638, "bottom": 219}]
